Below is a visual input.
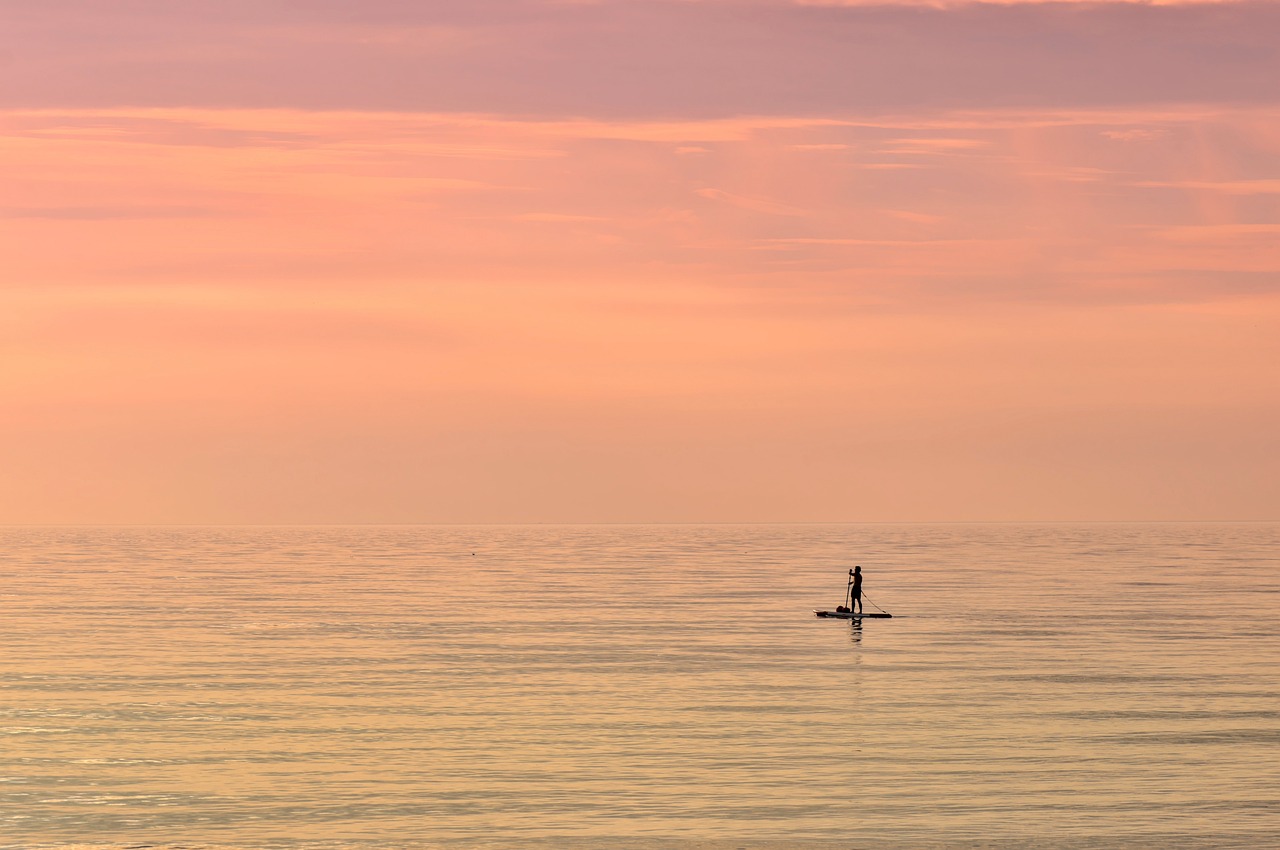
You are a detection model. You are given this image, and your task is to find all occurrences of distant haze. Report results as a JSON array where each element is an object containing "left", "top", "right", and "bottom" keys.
[{"left": 2, "top": 0, "right": 1277, "bottom": 523}]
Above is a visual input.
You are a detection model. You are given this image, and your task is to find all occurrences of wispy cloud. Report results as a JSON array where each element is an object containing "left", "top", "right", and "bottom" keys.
[
  {"left": 0, "top": 204, "right": 228, "bottom": 220},
  {"left": 5, "top": 105, "right": 1278, "bottom": 305},
  {"left": 3, "top": 2, "right": 1279, "bottom": 116},
  {"left": 1135, "top": 179, "right": 1280, "bottom": 195},
  {"left": 696, "top": 188, "right": 811, "bottom": 217}
]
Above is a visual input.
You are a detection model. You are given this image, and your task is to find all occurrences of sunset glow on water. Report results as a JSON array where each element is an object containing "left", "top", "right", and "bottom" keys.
[{"left": 2, "top": 524, "right": 1277, "bottom": 848}]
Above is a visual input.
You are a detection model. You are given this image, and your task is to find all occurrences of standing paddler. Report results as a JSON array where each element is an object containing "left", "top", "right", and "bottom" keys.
[
  {"left": 849, "top": 566, "right": 863, "bottom": 615},
  {"left": 819, "top": 566, "right": 890, "bottom": 619}
]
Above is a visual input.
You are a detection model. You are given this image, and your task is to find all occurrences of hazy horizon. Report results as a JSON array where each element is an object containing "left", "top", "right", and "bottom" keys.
[{"left": 3, "top": 519, "right": 1278, "bottom": 528}]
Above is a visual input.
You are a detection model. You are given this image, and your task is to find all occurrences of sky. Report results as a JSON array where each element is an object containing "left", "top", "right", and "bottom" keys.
[{"left": 2, "top": 0, "right": 1278, "bottom": 523}]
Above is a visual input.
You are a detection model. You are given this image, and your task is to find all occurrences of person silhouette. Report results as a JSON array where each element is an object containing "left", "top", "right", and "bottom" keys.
[{"left": 849, "top": 566, "right": 863, "bottom": 615}]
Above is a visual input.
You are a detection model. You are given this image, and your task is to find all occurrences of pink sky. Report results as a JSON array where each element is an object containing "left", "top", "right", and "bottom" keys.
[{"left": 2, "top": 1, "right": 1278, "bottom": 522}]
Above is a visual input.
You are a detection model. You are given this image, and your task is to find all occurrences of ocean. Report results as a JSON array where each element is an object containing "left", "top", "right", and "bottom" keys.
[{"left": 1, "top": 523, "right": 1277, "bottom": 849}]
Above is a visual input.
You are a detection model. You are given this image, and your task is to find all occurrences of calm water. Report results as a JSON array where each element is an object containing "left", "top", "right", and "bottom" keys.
[{"left": 1, "top": 524, "right": 1277, "bottom": 850}]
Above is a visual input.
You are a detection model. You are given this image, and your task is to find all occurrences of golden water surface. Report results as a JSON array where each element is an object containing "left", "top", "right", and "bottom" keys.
[{"left": 1, "top": 524, "right": 1277, "bottom": 848}]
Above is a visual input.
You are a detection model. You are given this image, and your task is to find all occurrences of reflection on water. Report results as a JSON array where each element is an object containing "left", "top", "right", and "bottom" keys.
[{"left": 1, "top": 523, "right": 1277, "bottom": 849}]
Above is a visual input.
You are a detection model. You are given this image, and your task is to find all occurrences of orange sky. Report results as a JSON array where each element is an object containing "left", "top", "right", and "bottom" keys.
[{"left": 2, "top": 2, "right": 1278, "bottom": 522}]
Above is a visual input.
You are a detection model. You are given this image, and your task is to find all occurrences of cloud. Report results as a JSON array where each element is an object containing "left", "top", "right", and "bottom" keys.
[
  {"left": 696, "top": 188, "right": 811, "bottom": 216},
  {"left": 2, "top": 2, "right": 1279, "bottom": 116},
  {"left": 762, "top": 237, "right": 981, "bottom": 246},
  {"left": 1102, "top": 128, "right": 1168, "bottom": 142},
  {"left": 881, "top": 137, "right": 991, "bottom": 154},
  {"left": 4, "top": 98, "right": 1280, "bottom": 522},
  {"left": 0, "top": 204, "right": 227, "bottom": 220},
  {"left": 5, "top": 104, "right": 1278, "bottom": 306},
  {"left": 886, "top": 209, "right": 944, "bottom": 223},
  {"left": 1134, "top": 179, "right": 1280, "bottom": 195},
  {"left": 515, "top": 212, "right": 608, "bottom": 222},
  {"left": 791, "top": 0, "right": 1246, "bottom": 6}
]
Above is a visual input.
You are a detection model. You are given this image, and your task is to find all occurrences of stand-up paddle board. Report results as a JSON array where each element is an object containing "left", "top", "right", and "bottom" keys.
[{"left": 814, "top": 610, "right": 892, "bottom": 619}]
